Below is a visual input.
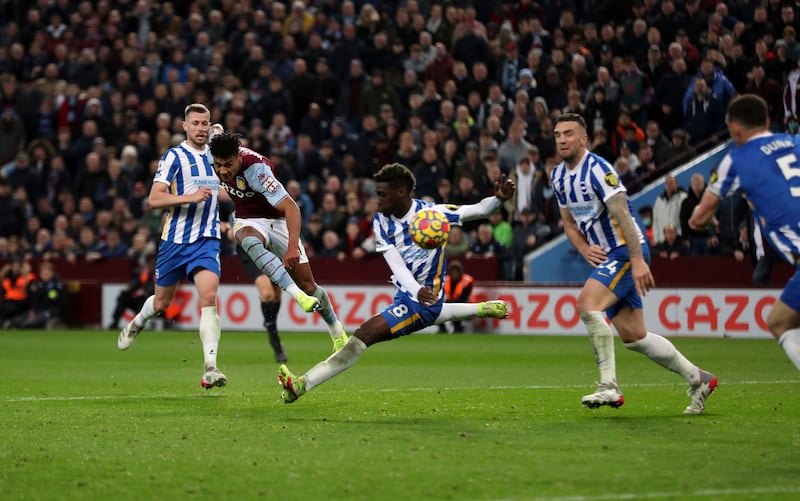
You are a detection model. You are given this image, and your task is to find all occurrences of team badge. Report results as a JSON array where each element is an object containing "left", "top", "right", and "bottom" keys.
[
  {"left": 263, "top": 176, "right": 279, "bottom": 193},
  {"left": 236, "top": 176, "right": 247, "bottom": 190},
  {"left": 604, "top": 172, "right": 620, "bottom": 187}
]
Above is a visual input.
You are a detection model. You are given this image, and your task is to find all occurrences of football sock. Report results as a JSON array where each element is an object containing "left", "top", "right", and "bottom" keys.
[
  {"left": 436, "top": 303, "right": 481, "bottom": 323},
  {"left": 261, "top": 301, "right": 280, "bottom": 337},
  {"left": 778, "top": 328, "right": 800, "bottom": 370},
  {"left": 199, "top": 305, "right": 221, "bottom": 370},
  {"left": 303, "top": 336, "right": 367, "bottom": 391},
  {"left": 241, "top": 236, "right": 295, "bottom": 290},
  {"left": 625, "top": 332, "right": 699, "bottom": 384},
  {"left": 132, "top": 295, "right": 158, "bottom": 329},
  {"left": 312, "top": 285, "right": 339, "bottom": 337},
  {"left": 581, "top": 311, "right": 617, "bottom": 384}
]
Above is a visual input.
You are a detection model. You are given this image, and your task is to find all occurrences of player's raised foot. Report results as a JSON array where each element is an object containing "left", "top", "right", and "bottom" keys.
[
  {"left": 684, "top": 370, "right": 718, "bottom": 415},
  {"left": 117, "top": 320, "right": 143, "bottom": 350},
  {"left": 201, "top": 367, "right": 227, "bottom": 390},
  {"left": 582, "top": 381, "right": 625, "bottom": 409},
  {"left": 477, "top": 300, "right": 510, "bottom": 319},
  {"left": 295, "top": 291, "right": 320, "bottom": 313},
  {"left": 278, "top": 364, "right": 306, "bottom": 403},
  {"left": 331, "top": 322, "right": 349, "bottom": 352}
]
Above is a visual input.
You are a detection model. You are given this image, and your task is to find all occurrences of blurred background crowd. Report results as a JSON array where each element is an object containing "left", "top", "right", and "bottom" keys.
[{"left": 0, "top": 0, "right": 797, "bottom": 298}]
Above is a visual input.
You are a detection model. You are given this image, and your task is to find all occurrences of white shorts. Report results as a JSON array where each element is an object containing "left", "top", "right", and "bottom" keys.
[{"left": 233, "top": 217, "right": 310, "bottom": 264}]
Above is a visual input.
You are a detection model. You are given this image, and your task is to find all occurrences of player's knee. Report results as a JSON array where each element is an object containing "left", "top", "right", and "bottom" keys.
[
  {"left": 766, "top": 311, "right": 791, "bottom": 337},
  {"left": 197, "top": 291, "right": 217, "bottom": 308},
  {"left": 577, "top": 295, "right": 597, "bottom": 314},
  {"left": 152, "top": 299, "right": 169, "bottom": 314},
  {"left": 298, "top": 280, "right": 317, "bottom": 296}
]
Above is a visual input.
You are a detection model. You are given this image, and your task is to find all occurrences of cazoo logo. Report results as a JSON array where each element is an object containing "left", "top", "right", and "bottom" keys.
[{"left": 222, "top": 180, "right": 256, "bottom": 199}]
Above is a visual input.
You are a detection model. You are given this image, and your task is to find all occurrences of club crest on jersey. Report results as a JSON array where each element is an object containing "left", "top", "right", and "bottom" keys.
[
  {"left": 235, "top": 176, "right": 247, "bottom": 190},
  {"left": 263, "top": 176, "right": 279, "bottom": 193},
  {"left": 604, "top": 172, "right": 620, "bottom": 187},
  {"left": 580, "top": 182, "right": 589, "bottom": 195}
]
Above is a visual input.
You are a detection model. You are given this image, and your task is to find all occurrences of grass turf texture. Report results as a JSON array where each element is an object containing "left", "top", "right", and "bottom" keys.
[{"left": 2, "top": 330, "right": 799, "bottom": 501}]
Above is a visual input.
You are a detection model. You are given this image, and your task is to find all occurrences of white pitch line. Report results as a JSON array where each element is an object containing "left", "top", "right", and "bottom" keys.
[
  {"left": 4, "top": 380, "right": 798, "bottom": 403},
  {"left": 376, "top": 379, "right": 800, "bottom": 393},
  {"left": 489, "top": 485, "right": 800, "bottom": 501},
  {"left": 3, "top": 394, "right": 225, "bottom": 403}
]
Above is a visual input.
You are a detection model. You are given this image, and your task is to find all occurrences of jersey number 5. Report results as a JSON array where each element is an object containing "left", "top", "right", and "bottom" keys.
[{"left": 776, "top": 154, "right": 800, "bottom": 197}]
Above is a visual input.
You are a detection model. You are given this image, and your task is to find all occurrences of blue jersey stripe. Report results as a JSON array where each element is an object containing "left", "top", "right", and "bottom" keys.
[{"left": 182, "top": 204, "right": 197, "bottom": 242}]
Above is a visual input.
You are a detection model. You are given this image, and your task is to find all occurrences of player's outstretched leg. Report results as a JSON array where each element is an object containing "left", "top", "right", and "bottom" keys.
[
  {"left": 436, "top": 300, "right": 511, "bottom": 326},
  {"left": 625, "top": 331, "right": 717, "bottom": 414},
  {"left": 277, "top": 336, "right": 368, "bottom": 403},
  {"left": 241, "top": 236, "right": 319, "bottom": 313}
]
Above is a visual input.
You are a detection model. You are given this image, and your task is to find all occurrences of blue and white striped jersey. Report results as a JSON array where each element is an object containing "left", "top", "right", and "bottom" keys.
[
  {"left": 551, "top": 150, "right": 644, "bottom": 252},
  {"left": 709, "top": 132, "right": 800, "bottom": 263},
  {"left": 154, "top": 141, "right": 221, "bottom": 244},
  {"left": 373, "top": 199, "right": 462, "bottom": 301}
]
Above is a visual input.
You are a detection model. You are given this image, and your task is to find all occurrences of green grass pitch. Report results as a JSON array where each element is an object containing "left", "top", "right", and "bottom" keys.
[{"left": 2, "top": 329, "right": 799, "bottom": 500}]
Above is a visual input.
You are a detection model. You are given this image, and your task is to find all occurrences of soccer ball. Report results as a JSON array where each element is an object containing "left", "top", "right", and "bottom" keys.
[{"left": 409, "top": 208, "right": 450, "bottom": 249}]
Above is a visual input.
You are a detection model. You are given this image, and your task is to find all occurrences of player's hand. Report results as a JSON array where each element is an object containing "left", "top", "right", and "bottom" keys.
[
  {"left": 189, "top": 187, "right": 212, "bottom": 203},
  {"left": 417, "top": 286, "right": 436, "bottom": 306},
  {"left": 283, "top": 246, "right": 301, "bottom": 270},
  {"left": 582, "top": 245, "right": 607, "bottom": 267},
  {"left": 494, "top": 175, "right": 516, "bottom": 201},
  {"left": 631, "top": 257, "right": 655, "bottom": 297}
]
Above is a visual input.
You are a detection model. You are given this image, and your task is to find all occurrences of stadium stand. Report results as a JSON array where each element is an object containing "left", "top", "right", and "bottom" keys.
[{"left": 1, "top": 1, "right": 798, "bottom": 318}]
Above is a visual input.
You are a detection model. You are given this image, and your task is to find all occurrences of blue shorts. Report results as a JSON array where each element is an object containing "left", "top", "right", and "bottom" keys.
[
  {"left": 155, "top": 238, "right": 221, "bottom": 287},
  {"left": 379, "top": 292, "right": 444, "bottom": 339},
  {"left": 589, "top": 244, "right": 651, "bottom": 320},
  {"left": 780, "top": 265, "right": 800, "bottom": 312}
]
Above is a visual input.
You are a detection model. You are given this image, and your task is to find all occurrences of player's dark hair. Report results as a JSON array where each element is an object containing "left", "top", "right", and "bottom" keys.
[
  {"left": 209, "top": 131, "right": 241, "bottom": 159},
  {"left": 373, "top": 162, "right": 416, "bottom": 192},
  {"left": 727, "top": 94, "right": 768, "bottom": 129},
  {"left": 554, "top": 113, "right": 587, "bottom": 131}
]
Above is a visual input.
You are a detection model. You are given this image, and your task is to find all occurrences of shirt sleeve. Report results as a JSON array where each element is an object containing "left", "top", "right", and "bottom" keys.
[
  {"left": 153, "top": 150, "right": 179, "bottom": 186},
  {"left": 590, "top": 157, "right": 627, "bottom": 202},
  {"left": 707, "top": 153, "right": 738, "bottom": 198},
  {"left": 243, "top": 162, "right": 290, "bottom": 207}
]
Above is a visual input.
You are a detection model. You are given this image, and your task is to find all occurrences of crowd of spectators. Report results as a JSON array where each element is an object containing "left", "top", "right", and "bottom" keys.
[{"left": 0, "top": 0, "right": 799, "bottom": 288}]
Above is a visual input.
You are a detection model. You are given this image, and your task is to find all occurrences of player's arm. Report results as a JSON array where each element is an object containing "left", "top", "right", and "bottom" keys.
[
  {"left": 606, "top": 192, "right": 655, "bottom": 296},
  {"left": 689, "top": 190, "right": 722, "bottom": 231},
  {"left": 382, "top": 246, "right": 434, "bottom": 304},
  {"left": 450, "top": 175, "right": 516, "bottom": 221},
  {"left": 147, "top": 181, "right": 211, "bottom": 209},
  {"left": 560, "top": 206, "right": 606, "bottom": 266}
]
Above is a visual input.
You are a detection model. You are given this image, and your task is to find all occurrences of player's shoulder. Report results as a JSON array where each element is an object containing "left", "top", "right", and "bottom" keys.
[
  {"left": 585, "top": 151, "right": 614, "bottom": 170},
  {"left": 732, "top": 132, "right": 794, "bottom": 160},
  {"left": 239, "top": 146, "right": 272, "bottom": 168}
]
